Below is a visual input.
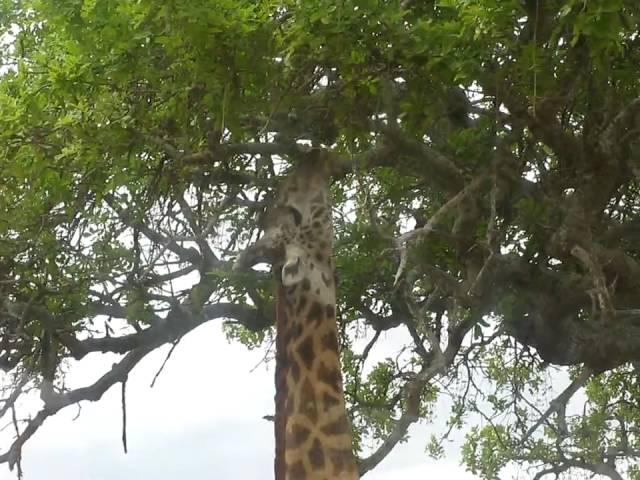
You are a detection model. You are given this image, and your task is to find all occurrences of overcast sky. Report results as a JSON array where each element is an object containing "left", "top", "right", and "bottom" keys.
[{"left": 1, "top": 321, "right": 481, "bottom": 480}]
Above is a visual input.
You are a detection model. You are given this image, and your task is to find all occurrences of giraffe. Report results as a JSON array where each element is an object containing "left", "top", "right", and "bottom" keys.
[{"left": 234, "top": 151, "right": 359, "bottom": 480}]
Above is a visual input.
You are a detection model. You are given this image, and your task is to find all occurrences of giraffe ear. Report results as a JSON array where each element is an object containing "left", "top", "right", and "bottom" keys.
[{"left": 281, "top": 255, "right": 305, "bottom": 286}]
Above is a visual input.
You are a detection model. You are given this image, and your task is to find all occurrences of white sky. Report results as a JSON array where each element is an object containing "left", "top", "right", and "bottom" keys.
[{"left": 0, "top": 322, "right": 480, "bottom": 480}]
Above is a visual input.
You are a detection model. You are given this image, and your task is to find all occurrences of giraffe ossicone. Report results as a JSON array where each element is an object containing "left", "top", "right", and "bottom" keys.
[{"left": 234, "top": 153, "right": 360, "bottom": 480}]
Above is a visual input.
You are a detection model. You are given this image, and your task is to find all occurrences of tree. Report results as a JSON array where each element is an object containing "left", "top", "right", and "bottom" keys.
[{"left": 1, "top": 0, "right": 639, "bottom": 478}]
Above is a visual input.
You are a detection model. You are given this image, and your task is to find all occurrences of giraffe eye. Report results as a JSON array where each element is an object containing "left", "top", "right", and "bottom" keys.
[{"left": 287, "top": 206, "right": 302, "bottom": 226}]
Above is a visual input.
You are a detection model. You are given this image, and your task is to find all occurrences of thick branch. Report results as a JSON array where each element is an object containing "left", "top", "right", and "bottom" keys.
[
  {"left": 521, "top": 367, "right": 592, "bottom": 443},
  {"left": 381, "top": 125, "right": 465, "bottom": 192},
  {"left": 62, "top": 302, "right": 272, "bottom": 359},
  {"left": 0, "top": 346, "right": 152, "bottom": 470}
]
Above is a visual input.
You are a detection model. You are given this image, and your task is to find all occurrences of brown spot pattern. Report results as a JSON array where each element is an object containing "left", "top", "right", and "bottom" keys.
[
  {"left": 312, "top": 207, "right": 326, "bottom": 219},
  {"left": 307, "top": 301, "right": 323, "bottom": 324},
  {"left": 321, "top": 330, "right": 338, "bottom": 352},
  {"left": 300, "top": 377, "right": 318, "bottom": 423},
  {"left": 308, "top": 438, "right": 325, "bottom": 469},
  {"left": 321, "top": 417, "right": 349, "bottom": 436},
  {"left": 329, "top": 448, "right": 352, "bottom": 474},
  {"left": 291, "top": 323, "right": 303, "bottom": 341},
  {"left": 285, "top": 284, "right": 298, "bottom": 296},
  {"left": 290, "top": 359, "right": 301, "bottom": 382},
  {"left": 297, "top": 336, "right": 315, "bottom": 370},
  {"left": 296, "top": 295, "right": 308, "bottom": 315},
  {"left": 325, "top": 304, "right": 335, "bottom": 319},
  {"left": 317, "top": 362, "right": 342, "bottom": 391},
  {"left": 288, "top": 460, "right": 306, "bottom": 479},
  {"left": 289, "top": 424, "right": 311, "bottom": 448},
  {"left": 322, "top": 392, "right": 341, "bottom": 410}
]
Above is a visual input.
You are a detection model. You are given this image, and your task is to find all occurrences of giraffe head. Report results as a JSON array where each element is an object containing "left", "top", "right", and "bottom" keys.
[{"left": 235, "top": 156, "right": 334, "bottom": 295}]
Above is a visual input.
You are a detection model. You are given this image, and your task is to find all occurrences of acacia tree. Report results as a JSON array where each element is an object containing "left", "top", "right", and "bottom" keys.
[{"left": 1, "top": 0, "right": 639, "bottom": 478}]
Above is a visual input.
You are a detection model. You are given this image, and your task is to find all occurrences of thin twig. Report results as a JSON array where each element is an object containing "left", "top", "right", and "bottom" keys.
[
  {"left": 150, "top": 338, "right": 182, "bottom": 388},
  {"left": 0, "top": 375, "right": 28, "bottom": 421},
  {"left": 249, "top": 333, "right": 276, "bottom": 374},
  {"left": 10, "top": 405, "right": 22, "bottom": 479},
  {"left": 121, "top": 378, "right": 128, "bottom": 454}
]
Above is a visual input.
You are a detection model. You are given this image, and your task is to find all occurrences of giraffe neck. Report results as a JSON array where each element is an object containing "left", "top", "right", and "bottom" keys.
[
  {"left": 274, "top": 282, "right": 288, "bottom": 480},
  {"left": 280, "top": 257, "right": 359, "bottom": 480},
  {"left": 234, "top": 154, "right": 359, "bottom": 480}
]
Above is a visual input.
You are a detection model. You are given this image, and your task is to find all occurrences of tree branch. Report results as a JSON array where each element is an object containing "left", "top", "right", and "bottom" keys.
[
  {"left": 358, "top": 307, "right": 477, "bottom": 475},
  {"left": 0, "top": 345, "right": 153, "bottom": 470},
  {"left": 61, "top": 302, "right": 272, "bottom": 359},
  {"left": 521, "top": 367, "right": 592, "bottom": 443},
  {"left": 393, "top": 175, "right": 488, "bottom": 285}
]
